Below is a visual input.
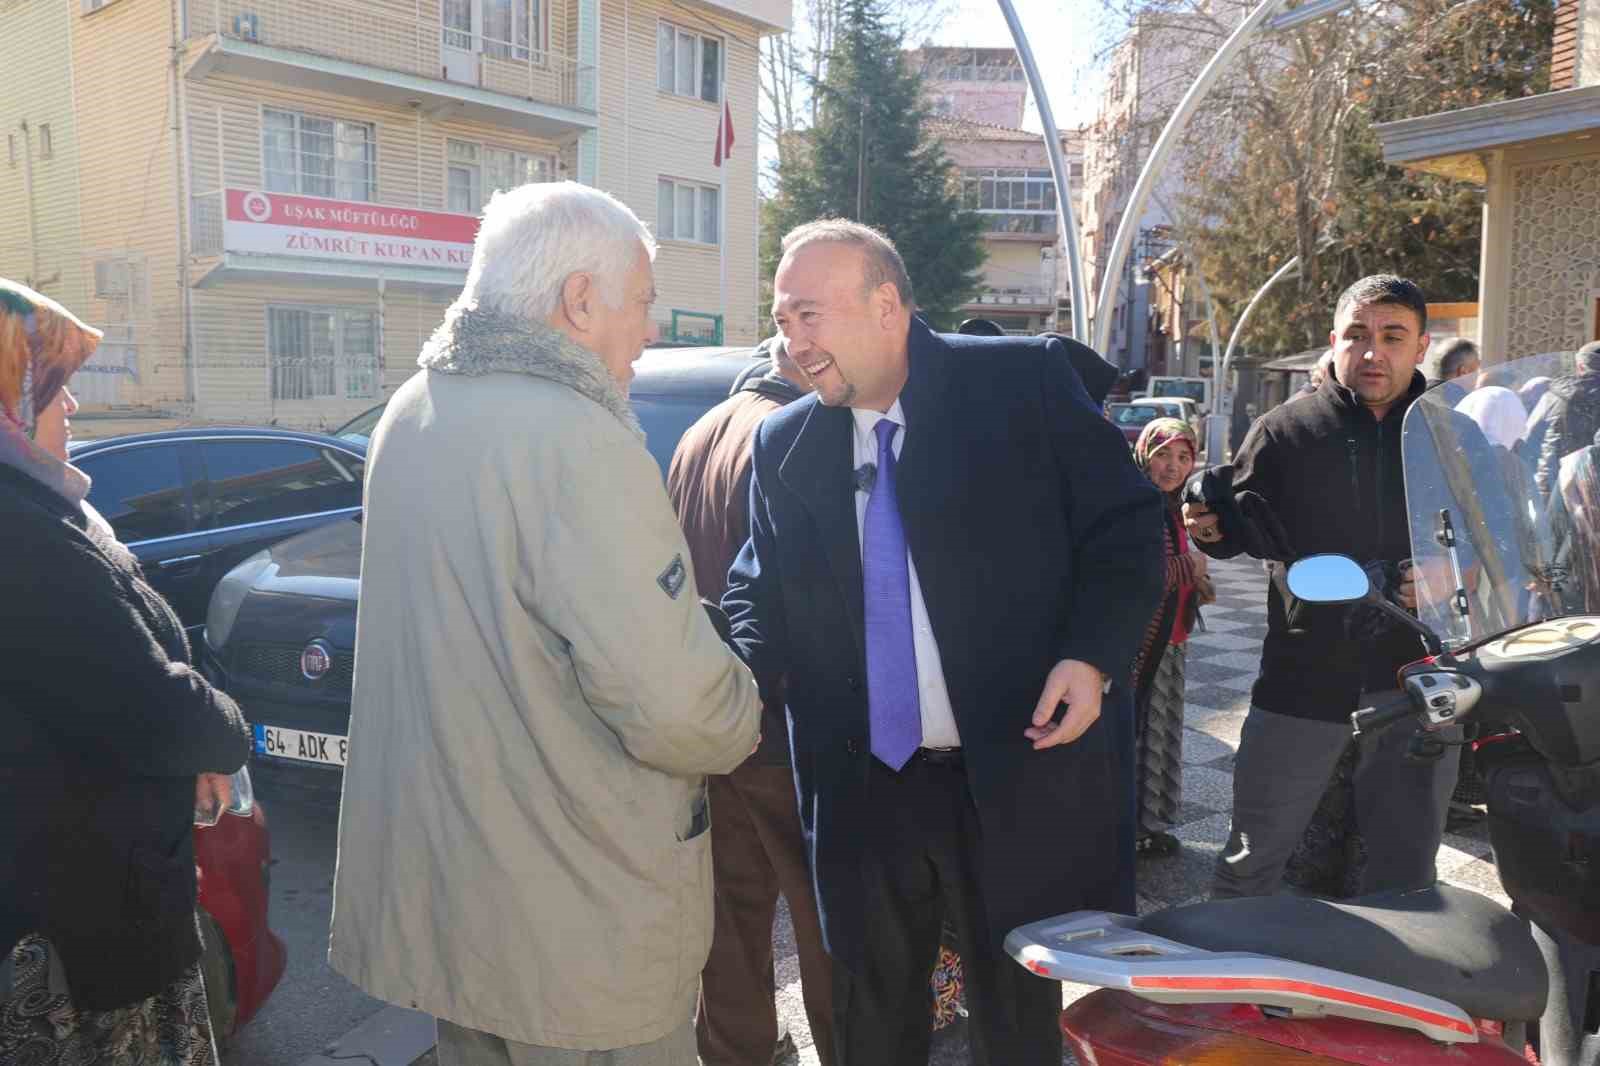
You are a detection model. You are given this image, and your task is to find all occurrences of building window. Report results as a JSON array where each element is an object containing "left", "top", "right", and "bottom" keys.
[
  {"left": 268, "top": 307, "right": 379, "bottom": 401},
  {"left": 445, "top": 0, "right": 543, "bottom": 59},
  {"left": 262, "top": 108, "right": 375, "bottom": 202},
  {"left": 446, "top": 139, "right": 555, "bottom": 213},
  {"left": 38, "top": 125, "right": 52, "bottom": 159},
  {"left": 656, "top": 178, "right": 719, "bottom": 245},
  {"left": 656, "top": 22, "right": 722, "bottom": 103},
  {"left": 961, "top": 167, "right": 1058, "bottom": 235}
]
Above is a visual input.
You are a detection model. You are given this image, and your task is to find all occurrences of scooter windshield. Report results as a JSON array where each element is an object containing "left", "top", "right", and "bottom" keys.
[{"left": 1401, "top": 350, "right": 1589, "bottom": 649}]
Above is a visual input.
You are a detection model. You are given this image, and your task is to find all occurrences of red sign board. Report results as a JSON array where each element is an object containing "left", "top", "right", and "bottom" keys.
[{"left": 223, "top": 189, "right": 479, "bottom": 270}]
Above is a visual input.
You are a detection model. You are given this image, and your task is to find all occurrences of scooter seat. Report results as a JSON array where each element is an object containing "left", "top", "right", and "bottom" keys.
[{"left": 1139, "top": 884, "right": 1548, "bottom": 1022}]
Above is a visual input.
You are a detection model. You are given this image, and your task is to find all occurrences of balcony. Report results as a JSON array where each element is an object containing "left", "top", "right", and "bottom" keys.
[
  {"left": 977, "top": 211, "right": 1059, "bottom": 240},
  {"left": 186, "top": 0, "right": 596, "bottom": 139},
  {"left": 968, "top": 287, "right": 1056, "bottom": 311}
]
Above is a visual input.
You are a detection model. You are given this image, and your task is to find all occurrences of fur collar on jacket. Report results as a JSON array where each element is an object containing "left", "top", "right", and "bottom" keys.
[{"left": 418, "top": 304, "right": 644, "bottom": 441}]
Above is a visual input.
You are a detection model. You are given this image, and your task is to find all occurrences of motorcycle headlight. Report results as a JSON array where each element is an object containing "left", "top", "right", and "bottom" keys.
[
  {"left": 226, "top": 764, "right": 255, "bottom": 818},
  {"left": 204, "top": 552, "right": 274, "bottom": 653}
]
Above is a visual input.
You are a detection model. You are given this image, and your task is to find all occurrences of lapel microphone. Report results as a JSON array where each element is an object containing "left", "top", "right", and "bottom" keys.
[{"left": 853, "top": 463, "right": 877, "bottom": 494}]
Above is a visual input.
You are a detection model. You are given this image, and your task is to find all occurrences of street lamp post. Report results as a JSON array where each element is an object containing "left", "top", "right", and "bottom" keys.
[
  {"left": 1205, "top": 254, "right": 1300, "bottom": 460},
  {"left": 1091, "top": 0, "right": 1355, "bottom": 360},
  {"left": 996, "top": 0, "right": 1088, "bottom": 341}
]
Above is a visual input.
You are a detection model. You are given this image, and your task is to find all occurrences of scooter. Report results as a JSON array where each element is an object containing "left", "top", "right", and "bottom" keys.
[{"left": 1008, "top": 351, "right": 1600, "bottom": 1066}]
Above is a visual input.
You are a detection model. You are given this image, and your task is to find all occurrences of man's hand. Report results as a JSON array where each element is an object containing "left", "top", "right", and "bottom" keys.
[
  {"left": 1397, "top": 559, "right": 1418, "bottom": 611},
  {"left": 1187, "top": 549, "right": 1209, "bottom": 577},
  {"left": 1183, "top": 500, "right": 1222, "bottom": 546},
  {"left": 1026, "top": 659, "right": 1105, "bottom": 750},
  {"left": 194, "top": 772, "right": 232, "bottom": 826}
]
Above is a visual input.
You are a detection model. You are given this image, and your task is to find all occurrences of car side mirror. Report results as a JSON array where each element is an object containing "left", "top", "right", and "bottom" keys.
[{"left": 1287, "top": 554, "right": 1370, "bottom": 604}]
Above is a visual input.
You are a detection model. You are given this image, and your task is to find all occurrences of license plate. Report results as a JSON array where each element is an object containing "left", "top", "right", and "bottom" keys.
[{"left": 254, "top": 724, "right": 348, "bottom": 767}]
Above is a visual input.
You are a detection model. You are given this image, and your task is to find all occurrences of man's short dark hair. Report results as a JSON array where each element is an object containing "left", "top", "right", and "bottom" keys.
[
  {"left": 957, "top": 318, "right": 1005, "bottom": 336},
  {"left": 1425, "top": 337, "right": 1479, "bottom": 383},
  {"left": 1334, "top": 274, "right": 1428, "bottom": 334}
]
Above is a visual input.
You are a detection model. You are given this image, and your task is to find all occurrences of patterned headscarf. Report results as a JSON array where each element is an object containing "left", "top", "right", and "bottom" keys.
[
  {"left": 0, "top": 279, "right": 101, "bottom": 435},
  {"left": 1133, "top": 416, "right": 1199, "bottom": 473},
  {"left": 0, "top": 278, "right": 102, "bottom": 504}
]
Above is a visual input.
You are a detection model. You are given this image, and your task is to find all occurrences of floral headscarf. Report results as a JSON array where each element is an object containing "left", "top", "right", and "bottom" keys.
[
  {"left": 1133, "top": 416, "right": 1199, "bottom": 474},
  {"left": 0, "top": 278, "right": 102, "bottom": 503}
]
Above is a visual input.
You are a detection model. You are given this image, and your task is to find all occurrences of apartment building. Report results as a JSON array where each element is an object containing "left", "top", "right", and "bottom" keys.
[
  {"left": 912, "top": 46, "right": 1084, "bottom": 335},
  {"left": 1078, "top": 11, "right": 1218, "bottom": 370},
  {"left": 1, "top": 0, "right": 787, "bottom": 429}
]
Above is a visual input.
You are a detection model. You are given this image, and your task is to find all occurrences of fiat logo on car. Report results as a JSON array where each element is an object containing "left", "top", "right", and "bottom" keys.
[{"left": 300, "top": 640, "right": 333, "bottom": 681}]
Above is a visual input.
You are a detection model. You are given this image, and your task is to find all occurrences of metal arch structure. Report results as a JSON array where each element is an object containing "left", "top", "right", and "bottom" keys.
[
  {"left": 1206, "top": 253, "right": 1301, "bottom": 459},
  {"left": 1090, "top": 0, "right": 1356, "bottom": 360},
  {"left": 996, "top": 0, "right": 1087, "bottom": 341}
]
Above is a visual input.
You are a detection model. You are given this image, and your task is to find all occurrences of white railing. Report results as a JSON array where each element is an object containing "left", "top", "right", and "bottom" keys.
[
  {"left": 975, "top": 288, "right": 1055, "bottom": 307},
  {"left": 197, "top": 0, "right": 592, "bottom": 112}
]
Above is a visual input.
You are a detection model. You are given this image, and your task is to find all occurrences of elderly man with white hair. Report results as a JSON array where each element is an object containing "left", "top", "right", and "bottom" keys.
[{"left": 329, "top": 181, "right": 761, "bottom": 1066}]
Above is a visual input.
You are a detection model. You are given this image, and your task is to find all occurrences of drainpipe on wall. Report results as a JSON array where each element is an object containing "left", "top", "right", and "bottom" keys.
[
  {"left": 171, "top": 0, "right": 200, "bottom": 416},
  {"left": 19, "top": 121, "right": 41, "bottom": 285}
]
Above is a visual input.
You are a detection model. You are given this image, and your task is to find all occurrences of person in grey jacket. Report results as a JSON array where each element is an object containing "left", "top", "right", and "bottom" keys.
[{"left": 329, "top": 182, "right": 761, "bottom": 1066}]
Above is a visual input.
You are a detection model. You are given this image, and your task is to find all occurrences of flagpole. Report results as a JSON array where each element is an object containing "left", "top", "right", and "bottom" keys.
[{"left": 719, "top": 97, "right": 729, "bottom": 346}]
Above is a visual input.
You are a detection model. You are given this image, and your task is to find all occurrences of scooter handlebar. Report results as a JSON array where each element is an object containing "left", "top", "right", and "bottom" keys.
[{"left": 1351, "top": 691, "right": 1418, "bottom": 736}]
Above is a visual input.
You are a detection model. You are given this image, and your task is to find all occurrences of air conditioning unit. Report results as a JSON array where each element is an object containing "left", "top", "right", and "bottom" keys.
[
  {"left": 81, "top": 0, "right": 116, "bottom": 12},
  {"left": 233, "top": 12, "right": 260, "bottom": 41}
]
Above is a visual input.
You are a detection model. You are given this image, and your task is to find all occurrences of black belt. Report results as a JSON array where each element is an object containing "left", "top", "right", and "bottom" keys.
[{"left": 914, "top": 746, "right": 964, "bottom": 768}]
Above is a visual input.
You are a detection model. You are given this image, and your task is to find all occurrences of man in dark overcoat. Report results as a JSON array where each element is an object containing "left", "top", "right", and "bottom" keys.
[{"left": 721, "top": 219, "right": 1165, "bottom": 1065}]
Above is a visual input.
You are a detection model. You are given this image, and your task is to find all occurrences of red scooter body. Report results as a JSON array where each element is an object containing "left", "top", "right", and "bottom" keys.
[
  {"left": 1062, "top": 990, "right": 1529, "bottom": 1066},
  {"left": 193, "top": 799, "right": 287, "bottom": 1034}
]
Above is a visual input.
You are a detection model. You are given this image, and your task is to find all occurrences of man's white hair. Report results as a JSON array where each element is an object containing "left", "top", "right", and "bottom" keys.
[{"left": 456, "top": 181, "right": 657, "bottom": 322}]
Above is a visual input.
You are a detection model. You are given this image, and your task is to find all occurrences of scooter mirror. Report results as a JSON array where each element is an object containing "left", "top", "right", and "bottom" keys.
[{"left": 1287, "top": 553, "right": 1371, "bottom": 604}]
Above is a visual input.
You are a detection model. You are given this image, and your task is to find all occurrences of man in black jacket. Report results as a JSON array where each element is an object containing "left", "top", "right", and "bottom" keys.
[{"left": 1185, "top": 275, "right": 1456, "bottom": 899}]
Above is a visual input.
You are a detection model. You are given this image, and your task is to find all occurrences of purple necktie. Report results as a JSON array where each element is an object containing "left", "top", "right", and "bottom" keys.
[{"left": 864, "top": 418, "right": 922, "bottom": 770}]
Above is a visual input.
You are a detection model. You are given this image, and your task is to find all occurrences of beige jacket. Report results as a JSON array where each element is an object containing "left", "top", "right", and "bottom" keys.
[{"left": 329, "top": 308, "right": 761, "bottom": 1050}]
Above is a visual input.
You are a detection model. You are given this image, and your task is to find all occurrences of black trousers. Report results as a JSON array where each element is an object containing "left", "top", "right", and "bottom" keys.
[{"left": 831, "top": 753, "right": 1062, "bottom": 1066}]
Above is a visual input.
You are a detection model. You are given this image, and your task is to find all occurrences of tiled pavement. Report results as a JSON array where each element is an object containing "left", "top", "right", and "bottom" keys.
[{"left": 770, "top": 555, "right": 1505, "bottom": 1065}]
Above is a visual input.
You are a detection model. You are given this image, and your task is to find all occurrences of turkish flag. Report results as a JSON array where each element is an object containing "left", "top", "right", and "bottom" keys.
[{"left": 714, "top": 99, "right": 735, "bottom": 167}]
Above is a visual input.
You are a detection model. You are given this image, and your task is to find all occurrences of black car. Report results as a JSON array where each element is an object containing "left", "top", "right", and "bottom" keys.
[
  {"left": 70, "top": 428, "right": 367, "bottom": 628},
  {"left": 203, "top": 346, "right": 769, "bottom": 772}
]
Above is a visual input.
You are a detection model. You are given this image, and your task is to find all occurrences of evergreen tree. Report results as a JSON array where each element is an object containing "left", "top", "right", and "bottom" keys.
[{"left": 763, "top": 0, "right": 985, "bottom": 327}]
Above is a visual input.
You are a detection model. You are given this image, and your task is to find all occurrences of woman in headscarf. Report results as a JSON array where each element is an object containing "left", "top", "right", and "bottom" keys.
[
  {"left": 1457, "top": 385, "right": 1529, "bottom": 453},
  {"left": 0, "top": 279, "right": 251, "bottom": 1065},
  {"left": 1129, "top": 417, "right": 1213, "bottom": 856}
]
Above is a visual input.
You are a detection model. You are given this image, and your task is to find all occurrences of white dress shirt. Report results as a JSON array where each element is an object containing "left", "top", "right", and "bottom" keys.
[{"left": 851, "top": 400, "right": 961, "bottom": 749}]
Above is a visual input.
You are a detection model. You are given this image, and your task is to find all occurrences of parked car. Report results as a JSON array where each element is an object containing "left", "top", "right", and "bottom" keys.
[
  {"left": 201, "top": 346, "right": 768, "bottom": 772},
  {"left": 70, "top": 428, "right": 367, "bottom": 629},
  {"left": 193, "top": 765, "right": 287, "bottom": 1039},
  {"left": 1141, "top": 395, "right": 1203, "bottom": 440},
  {"left": 1107, "top": 401, "right": 1168, "bottom": 445}
]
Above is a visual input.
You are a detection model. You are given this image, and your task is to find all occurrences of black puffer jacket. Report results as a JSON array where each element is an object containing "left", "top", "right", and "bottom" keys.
[
  {"left": 1534, "top": 370, "right": 1600, "bottom": 499},
  {"left": 0, "top": 464, "right": 251, "bottom": 1010},
  {"left": 1198, "top": 371, "right": 1431, "bottom": 722}
]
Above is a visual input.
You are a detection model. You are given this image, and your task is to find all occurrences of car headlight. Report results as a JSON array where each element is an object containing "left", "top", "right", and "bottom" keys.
[
  {"left": 226, "top": 765, "right": 255, "bottom": 818},
  {"left": 204, "top": 551, "right": 274, "bottom": 653}
]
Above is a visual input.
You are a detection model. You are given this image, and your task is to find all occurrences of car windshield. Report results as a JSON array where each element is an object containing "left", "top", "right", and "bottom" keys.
[
  {"left": 1109, "top": 405, "right": 1160, "bottom": 426},
  {"left": 1402, "top": 350, "right": 1588, "bottom": 649},
  {"left": 333, "top": 403, "right": 386, "bottom": 446}
]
